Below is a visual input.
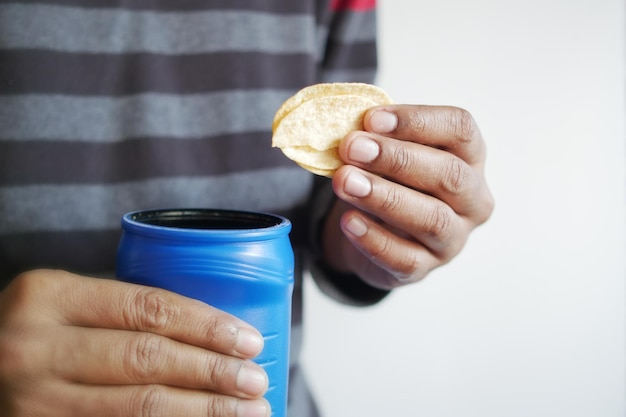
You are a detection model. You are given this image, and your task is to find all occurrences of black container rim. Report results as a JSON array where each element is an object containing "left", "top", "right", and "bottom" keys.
[{"left": 121, "top": 208, "right": 291, "bottom": 241}]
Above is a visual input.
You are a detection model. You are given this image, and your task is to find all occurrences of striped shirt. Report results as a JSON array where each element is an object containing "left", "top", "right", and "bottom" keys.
[{"left": 0, "top": 1, "right": 379, "bottom": 415}]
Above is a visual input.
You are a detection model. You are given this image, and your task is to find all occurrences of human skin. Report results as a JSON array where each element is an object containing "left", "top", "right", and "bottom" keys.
[
  {"left": 0, "top": 270, "right": 270, "bottom": 417},
  {"left": 0, "top": 105, "right": 493, "bottom": 417},
  {"left": 324, "top": 105, "right": 494, "bottom": 289}
]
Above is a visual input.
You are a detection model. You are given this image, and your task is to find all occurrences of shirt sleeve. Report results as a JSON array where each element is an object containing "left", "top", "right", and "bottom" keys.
[
  {"left": 306, "top": 1, "right": 390, "bottom": 306},
  {"left": 307, "top": 0, "right": 390, "bottom": 306},
  {"left": 317, "top": 0, "right": 379, "bottom": 84}
]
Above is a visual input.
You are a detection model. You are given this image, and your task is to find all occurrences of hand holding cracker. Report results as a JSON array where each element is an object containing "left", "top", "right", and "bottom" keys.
[
  {"left": 273, "top": 83, "right": 494, "bottom": 290},
  {"left": 321, "top": 104, "right": 494, "bottom": 290}
]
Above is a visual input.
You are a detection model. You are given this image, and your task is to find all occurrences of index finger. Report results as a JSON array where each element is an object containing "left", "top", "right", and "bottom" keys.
[
  {"left": 40, "top": 270, "right": 264, "bottom": 359},
  {"left": 364, "top": 104, "right": 486, "bottom": 166}
]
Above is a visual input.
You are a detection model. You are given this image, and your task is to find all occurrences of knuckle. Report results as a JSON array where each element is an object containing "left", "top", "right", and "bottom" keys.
[
  {"left": 407, "top": 110, "right": 428, "bottom": 136},
  {"left": 203, "top": 315, "right": 228, "bottom": 348},
  {"left": 208, "top": 396, "right": 238, "bottom": 417},
  {"left": 0, "top": 273, "right": 57, "bottom": 393},
  {"left": 449, "top": 107, "right": 477, "bottom": 144},
  {"left": 363, "top": 238, "right": 425, "bottom": 286},
  {"left": 441, "top": 156, "right": 471, "bottom": 195},
  {"left": 129, "top": 386, "right": 167, "bottom": 417},
  {"left": 127, "top": 288, "right": 179, "bottom": 332},
  {"left": 388, "top": 145, "right": 414, "bottom": 176},
  {"left": 205, "top": 354, "right": 235, "bottom": 389},
  {"left": 384, "top": 254, "right": 424, "bottom": 286},
  {"left": 6, "top": 270, "right": 48, "bottom": 307},
  {"left": 125, "top": 334, "right": 163, "bottom": 382},
  {"left": 368, "top": 233, "right": 395, "bottom": 261},
  {"left": 426, "top": 204, "right": 453, "bottom": 241},
  {"left": 379, "top": 185, "right": 403, "bottom": 213},
  {"left": 397, "top": 253, "right": 423, "bottom": 280},
  {"left": 1, "top": 269, "right": 67, "bottom": 323}
]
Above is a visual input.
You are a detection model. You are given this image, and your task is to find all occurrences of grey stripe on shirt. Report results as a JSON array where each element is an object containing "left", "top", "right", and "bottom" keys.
[
  {"left": 0, "top": 91, "right": 292, "bottom": 142},
  {"left": 0, "top": 167, "right": 313, "bottom": 233},
  {"left": 0, "top": 4, "right": 319, "bottom": 54}
]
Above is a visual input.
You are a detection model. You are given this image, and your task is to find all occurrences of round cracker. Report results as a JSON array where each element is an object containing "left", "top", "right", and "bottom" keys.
[
  {"left": 280, "top": 145, "right": 342, "bottom": 171},
  {"left": 273, "top": 95, "right": 376, "bottom": 149},
  {"left": 272, "top": 82, "right": 392, "bottom": 132},
  {"left": 271, "top": 82, "right": 393, "bottom": 177},
  {"left": 294, "top": 163, "right": 335, "bottom": 177}
]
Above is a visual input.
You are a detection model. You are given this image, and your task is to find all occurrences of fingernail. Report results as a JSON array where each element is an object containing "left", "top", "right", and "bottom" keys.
[
  {"left": 344, "top": 216, "right": 368, "bottom": 237},
  {"left": 234, "top": 327, "right": 264, "bottom": 357},
  {"left": 344, "top": 170, "right": 372, "bottom": 198},
  {"left": 348, "top": 136, "right": 379, "bottom": 163},
  {"left": 369, "top": 110, "right": 397, "bottom": 133},
  {"left": 237, "top": 363, "right": 268, "bottom": 397},
  {"left": 238, "top": 399, "right": 271, "bottom": 417}
]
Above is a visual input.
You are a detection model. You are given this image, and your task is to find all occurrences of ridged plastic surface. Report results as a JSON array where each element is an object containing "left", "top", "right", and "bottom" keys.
[{"left": 116, "top": 209, "right": 294, "bottom": 417}]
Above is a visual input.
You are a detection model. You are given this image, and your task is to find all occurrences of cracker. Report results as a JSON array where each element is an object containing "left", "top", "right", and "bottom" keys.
[{"left": 272, "top": 83, "right": 392, "bottom": 177}]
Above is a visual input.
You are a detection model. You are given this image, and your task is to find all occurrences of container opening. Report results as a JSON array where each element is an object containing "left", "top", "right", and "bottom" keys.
[{"left": 130, "top": 209, "right": 282, "bottom": 230}]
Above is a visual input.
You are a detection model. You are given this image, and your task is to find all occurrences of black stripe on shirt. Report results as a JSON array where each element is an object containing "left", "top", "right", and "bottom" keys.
[
  {"left": 0, "top": 230, "right": 121, "bottom": 285},
  {"left": 0, "top": 134, "right": 294, "bottom": 185},
  {"left": 0, "top": 50, "right": 317, "bottom": 95}
]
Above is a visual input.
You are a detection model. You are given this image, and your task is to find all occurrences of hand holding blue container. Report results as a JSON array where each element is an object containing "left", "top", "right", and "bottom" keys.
[{"left": 116, "top": 209, "right": 294, "bottom": 417}]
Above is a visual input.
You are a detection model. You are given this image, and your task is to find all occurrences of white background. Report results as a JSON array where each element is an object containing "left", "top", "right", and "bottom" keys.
[{"left": 302, "top": 1, "right": 626, "bottom": 416}]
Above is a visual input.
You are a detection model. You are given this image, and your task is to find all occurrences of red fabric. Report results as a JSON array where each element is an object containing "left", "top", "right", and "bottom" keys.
[{"left": 329, "top": 0, "right": 376, "bottom": 11}]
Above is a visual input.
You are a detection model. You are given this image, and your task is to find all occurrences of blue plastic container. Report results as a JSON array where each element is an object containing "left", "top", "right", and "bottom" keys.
[{"left": 116, "top": 208, "right": 294, "bottom": 417}]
